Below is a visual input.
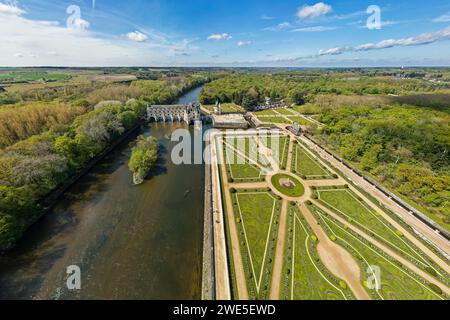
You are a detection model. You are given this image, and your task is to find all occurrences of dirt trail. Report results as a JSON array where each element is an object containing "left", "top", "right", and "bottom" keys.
[{"left": 300, "top": 203, "right": 371, "bottom": 300}]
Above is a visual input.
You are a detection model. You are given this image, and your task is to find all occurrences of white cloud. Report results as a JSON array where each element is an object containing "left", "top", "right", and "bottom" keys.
[
  {"left": 126, "top": 31, "right": 148, "bottom": 42},
  {"left": 37, "top": 20, "right": 60, "bottom": 26},
  {"left": 297, "top": 2, "right": 332, "bottom": 20},
  {"left": 237, "top": 40, "right": 251, "bottom": 47},
  {"left": 261, "top": 15, "right": 274, "bottom": 20},
  {"left": 0, "top": 2, "right": 194, "bottom": 66},
  {"left": 291, "top": 26, "right": 337, "bottom": 32},
  {"left": 433, "top": 13, "right": 450, "bottom": 23},
  {"left": 317, "top": 26, "right": 450, "bottom": 57},
  {"left": 207, "top": 33, "right": 232, "bottom": 40},
  {"left": 277, "top": 22, "right": 291, "bottom": 30},
  {"left": 0, "top": 1, "right": 25, "bottom": 15},
  {"left": 264, "top": 22, "right": 292, "bottom": 31},
  {"left": 69, "top": 18, "right": 90, "bottom": 30}
]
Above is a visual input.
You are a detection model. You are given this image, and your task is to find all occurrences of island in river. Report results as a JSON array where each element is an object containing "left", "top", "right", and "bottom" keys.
[{"left": 129, "top": 135, "right": 159, "bottom": 185}]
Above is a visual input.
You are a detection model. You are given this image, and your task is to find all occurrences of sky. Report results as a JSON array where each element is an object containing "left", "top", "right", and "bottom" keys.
[{"left": 1, "top": 0, "right": 450, "bottom": 67}]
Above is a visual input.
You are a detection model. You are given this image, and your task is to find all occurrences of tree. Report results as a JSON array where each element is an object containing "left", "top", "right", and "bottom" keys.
[{"left": 128, "top": 136, "right": 159, "bottom": 184}]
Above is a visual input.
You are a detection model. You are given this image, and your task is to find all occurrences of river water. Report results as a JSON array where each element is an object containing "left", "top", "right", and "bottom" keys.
[{"left": 0, "top": 86, "right": 205, "bottom": 300}]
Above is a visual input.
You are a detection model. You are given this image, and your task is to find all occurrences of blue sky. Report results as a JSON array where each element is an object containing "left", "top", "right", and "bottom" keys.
[{"left": 1, "top": 0, "right": 450, "bottom": 66}]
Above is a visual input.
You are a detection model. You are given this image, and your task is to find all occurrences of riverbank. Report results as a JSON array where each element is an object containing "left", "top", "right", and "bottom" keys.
[{"left": 0, "top": 86, "right": 206, "bottom": 299}]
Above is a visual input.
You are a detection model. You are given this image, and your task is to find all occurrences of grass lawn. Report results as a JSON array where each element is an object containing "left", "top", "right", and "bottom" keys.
[
  {"left": 316, "top": 188, "right": 448, "bottom": 282},
  {"left": 258, "top": 135, "right": 289, "bottom": 169},
  {"left": 309, "top": 204, "right": 446, "bottom": 300},
  {"left": 275, "top": 108, "right": 297, "bottom": 115},
  {"left": 257, "top": 116, "right": 292, "bottom": 124},
  {"left": 288, "top": 116, "right": 315, "bottom": 126},
  {"left": 233, "top": 191, "right": 281, "bottom": 299},
  {"left": 293, "top": 144, "right": 332, "bottom": 179},
  {"left": 271, "top": 173, "right": 304, "bottom": 197},
  {"left": 253, "top": 109, "right": 279, "bottom": 116},
  {"left": 225, "top": 145, "right": 262, "bottom": 181},
  {"left": 224, "top": 136, "right": 270, "bottom": 168},
  {"left": 281, "top": 207, "right": 353, "bottom": 300},
  {"left": 203, "top": 103, "right": 245, "bottom": 113}
]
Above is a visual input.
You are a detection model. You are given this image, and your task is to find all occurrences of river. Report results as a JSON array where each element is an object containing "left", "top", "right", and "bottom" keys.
[{"left": 0, "top": 86, "right": 206, "bottom": 300}]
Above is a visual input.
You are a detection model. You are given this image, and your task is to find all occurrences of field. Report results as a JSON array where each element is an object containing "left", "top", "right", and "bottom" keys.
[
  {"left": 274, "top": 108, "right": 296, "bottom": 115},
  {"left": 292, "top": 143, "right": 334, "bottom": 179},
  {"left": 258, "top": 135, "right": 289, "bottom": 169},
  {"left": 281, "top": 206, "right": 354, "bottom": 300},
  {"left": 256, "top": 116, "right": 291, "bottom": 124},
  {"left": 0, "top": 72, "right": 69, "bottom": 84},
  {"left": 232, "top": 191, "right": 281, "bottom": 299},
  {"left": 287, "top": 116, "right": 316, "bottom": 126},
  {"left": 203, "top": 103, "right": 244, "bottom": 113}
]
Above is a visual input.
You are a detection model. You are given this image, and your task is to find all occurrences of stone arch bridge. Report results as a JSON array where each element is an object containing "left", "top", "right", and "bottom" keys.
[{"left": 146, "top": 103, "right": 201, "bottom": 124}]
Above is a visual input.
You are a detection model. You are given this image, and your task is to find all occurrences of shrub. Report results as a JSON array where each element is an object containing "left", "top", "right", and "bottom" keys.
[
  {"left": 230, "top": 187, "right": 237, "bottom": 193},
  {"left": 395, "top": 230, "right": 404, "bottom": 237},
  {"left": 339, "top": 281, "right": 347, "bottom": 289},
  {"left": 305, "top": 200, "right": 312, "bottom": 205},
  {"left": 429, "top": 283, "right": 443, "bottom": 295},
  {"left": 425, "top": 266, "right": 438, "bottom": 277}
]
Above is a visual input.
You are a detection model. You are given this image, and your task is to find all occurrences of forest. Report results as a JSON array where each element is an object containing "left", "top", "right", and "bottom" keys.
[
  {"left": 199, "top": 70, "right": 450, "bottom": 109},
  {"left": 0, "top": 70, "right": 211, "bottom": 250}
]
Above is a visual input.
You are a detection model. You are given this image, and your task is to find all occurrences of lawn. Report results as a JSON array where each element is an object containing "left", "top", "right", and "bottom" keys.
[
  {"left": 253, "top": 109, "right": 279, "bottom": 116},
  {"left": 316, "top": 188, "right": 448, "bottom": 282},
  {"left": 309, "top": 204, "right": 446, "bottom": 300},
  {"left": 233, "top": 191, "right": 281, "bottom": 299},
  {"left": 281, "top": 206, "right": 354, "bottom": 300},
  {"left": 271, "top": 173, "right": 304, "bottom": 197},
  {"left": 224, "top": 144, "right": 262, "bottom": 181},
  {"left": 224, "top": 136, "right": 271, "bottom": 169},
  {"left": 275, "top": 108, "right": 297, "bottom": 115},
  {"left": 258, "top": 135, "right": 289, "bottom": 169},
  {"left": 288, "top": 116, "right": 316, "bottom": 126},
  {"left": 257, "top": 116, "right": 292, "bottom": 124},
  {"left": 203, "top": 103, "right": 245, "bottom": 113},
  {"left": 293, "top": 144, "right": 333, "bottom": 179}
]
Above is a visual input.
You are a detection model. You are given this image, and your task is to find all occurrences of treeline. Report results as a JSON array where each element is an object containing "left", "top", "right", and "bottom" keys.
[
  {"left": 315, "top": 104, "right": 450, "bottom": 229},
  {"left": 0, "top": 77, "right": 209, "bottom": 250},
  {"left": 199, "top": 73, "right": 450, "bottom": 109},
  {"left": 0, "top": 103, "right": 86, "bottom": 148}
]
